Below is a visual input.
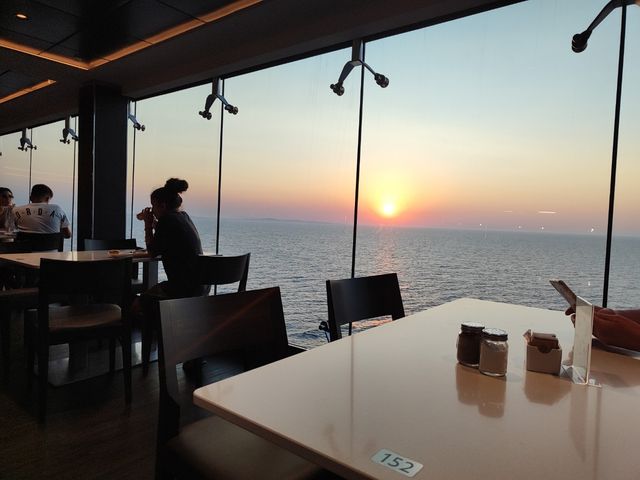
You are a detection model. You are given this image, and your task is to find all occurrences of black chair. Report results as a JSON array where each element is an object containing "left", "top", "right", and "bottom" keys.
[
  {"left": 84, "top": 238, "right": 145, "bottom": 293},
  {"left": 25, "top": 257, "right": 133, "bottom": 422},
  {"left": 196, "top": 253, "right": 250, "bottom": 293},
  {"left": 324, "top": 273, "right": 405, "bottom": 342},
  {"left": 156, "top": 287, "right": 332, "bottom": 480},
  {"left": 0, "top": 287, "right": 39, "bottom": 379},
  {"left": 141, "top": 253, "right": 251, "bottom": 376},
  {"left": 15, "top": 232, "right": 64, "bottom": 252}
]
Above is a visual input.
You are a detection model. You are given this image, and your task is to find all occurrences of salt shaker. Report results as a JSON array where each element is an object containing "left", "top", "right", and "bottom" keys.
[{"left": 479, "top": 328, "right": 508, "bottom": 377}]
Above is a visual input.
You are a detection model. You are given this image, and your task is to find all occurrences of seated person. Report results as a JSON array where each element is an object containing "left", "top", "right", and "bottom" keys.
[
  {"left": 13, "top": 184, "right": 72, "bottom": 238},
  {"left": 0, "top": 187, "right": 15, "bottom": 232},
  {"left": 138, "top": 178, "right": 205, "bottom": 299},
  {"left": 566, "top": 306, "right": 640, "bottom": 352}
]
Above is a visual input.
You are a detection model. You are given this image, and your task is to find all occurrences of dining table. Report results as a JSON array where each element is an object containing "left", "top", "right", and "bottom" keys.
[
  {"left": 0, "top": 249, "right": 158, "bottom": 287},
  {"left": 0, "top": 249, "right": 160, "bottom": 383},
  {"left": 194, "top": 298, "right": 640, "bottom": 480}
]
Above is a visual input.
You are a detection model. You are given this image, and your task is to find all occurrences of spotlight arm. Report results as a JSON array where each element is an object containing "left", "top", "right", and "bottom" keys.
[
  {"left": 18, "top": 128, "right": 36, "bottom": 151},
  {"left": 199, "top": 78, "right": 238, "bottom": 119},
  {"left": 573, "top": 0, "right": 638, "bottom": 52},
  {"left": 127, "top": 102, "right": 145, "bottom": 131},
  {"left": 330, "top": 39, "right": 389, "bottom": 95},
  {"left": 60, "top": 116, "right": 79, "bottom": 144}
]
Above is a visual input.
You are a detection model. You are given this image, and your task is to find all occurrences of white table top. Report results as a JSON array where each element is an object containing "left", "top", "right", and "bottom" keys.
[
  {"left": 0, "top": 249, "right": 153, "bottom": 268},
  {"left": 194, "top": 298, "right": 640, "bottom": 480}
]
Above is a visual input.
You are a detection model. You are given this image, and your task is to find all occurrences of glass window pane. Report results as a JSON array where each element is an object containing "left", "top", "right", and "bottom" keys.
[
  {"left": 609, "top": 5, "right": 640, "bottom": 308},
  {"left": 0, "top": 131, "right": 30, "bottom": 205},
  {"left": 359, "top": 0, "right": 616, "bottom": 315},
  {"left": 30, "top": 120, "right": 77, "bottom": 250},
  {"left": 220, "top": 50, "right": 359, "bottom": 347},
  {"left": 130, "top": 85, "right": 220, "bottom": 277}
]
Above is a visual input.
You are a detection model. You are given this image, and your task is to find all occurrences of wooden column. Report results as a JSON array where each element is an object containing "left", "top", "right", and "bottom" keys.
[{"left": 77, "top": 84, "right": 128, "bottom": 250}]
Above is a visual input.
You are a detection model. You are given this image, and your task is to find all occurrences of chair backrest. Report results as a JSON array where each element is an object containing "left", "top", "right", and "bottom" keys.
[
  {"left": 196, "top": 253, "right": 250, "bottom": 292},
  {"left": 38, "top": 257, "right": 132, "bottom": 306},
  {"left": 157, "top": 287, "right": 289, "bottom": 442},
  {"left": 83, "top": 238, "right": 138, "bottom": 251},
  {"left": 15, "top": 232, "right": 63, "bottom": 252},
  {"left": 326, "top": 273, "right": 405, "bottom": 341}
]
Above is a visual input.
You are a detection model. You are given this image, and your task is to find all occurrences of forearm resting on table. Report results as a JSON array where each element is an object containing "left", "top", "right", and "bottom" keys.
[{"left": 593, "top": 307, "right": 640, "bottom": 351}]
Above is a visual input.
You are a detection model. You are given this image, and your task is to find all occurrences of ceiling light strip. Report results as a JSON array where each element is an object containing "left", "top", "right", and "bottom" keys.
[
  {"left": 0, "top": 79, "right": 56, "bottom": 105},
  {"left": 0, "top": 38, "right": 89, "bottom": 70}
]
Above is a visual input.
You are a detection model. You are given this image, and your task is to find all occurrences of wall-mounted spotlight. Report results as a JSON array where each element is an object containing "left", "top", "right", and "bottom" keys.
[
  {"left": 330, "top": 40, "right": 389, "bottom": 96},
  {"left": 572, "top": 0, "right": 639, "bottom": 52},
  {"left": 60, "top": 116, "right": 79, "bottom": 143},
  {"left": 128, "top": 103, "right": 145, "bottom": 131},
  {"left": 199, "top": 78, "right": 238, "bottom": 119},
  {"left": 18, "top": 128, "right": 36, "bottom": 151}
]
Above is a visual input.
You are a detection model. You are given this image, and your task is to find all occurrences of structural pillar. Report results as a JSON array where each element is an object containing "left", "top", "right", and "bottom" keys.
[{"left": 77, "top": 84, "right": 128, "bottom": 250}]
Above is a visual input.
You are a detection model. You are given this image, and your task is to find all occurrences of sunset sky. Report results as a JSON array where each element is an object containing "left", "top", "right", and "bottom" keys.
[{"left": 1, "top": 0, "right": 638, "bottom": 235}]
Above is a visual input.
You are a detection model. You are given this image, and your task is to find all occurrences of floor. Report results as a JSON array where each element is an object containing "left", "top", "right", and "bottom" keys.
[{"left": 0, "top": 311, "right": 241, "bottom": 480}]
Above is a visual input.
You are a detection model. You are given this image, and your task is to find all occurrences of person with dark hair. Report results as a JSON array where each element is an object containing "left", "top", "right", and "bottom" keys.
[
  {"left": 138, "top": 178, "right": 205, "bottom": 298},
  {"left": 13, "top": 184, "right": 71, "bottom": 238},
  {"left": 0, "top": 187, "right": 15, "bottom": 232}
]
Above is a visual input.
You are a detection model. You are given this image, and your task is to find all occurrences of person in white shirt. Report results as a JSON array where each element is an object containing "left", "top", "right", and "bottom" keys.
[{"left": 14, "top": 184, "right": 72, "bottom": 238}]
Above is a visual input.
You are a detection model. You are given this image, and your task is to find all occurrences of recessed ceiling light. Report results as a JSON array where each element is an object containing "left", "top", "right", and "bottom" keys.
[{"left": 16, "top": 13, "right": 28, "bottom": 20}]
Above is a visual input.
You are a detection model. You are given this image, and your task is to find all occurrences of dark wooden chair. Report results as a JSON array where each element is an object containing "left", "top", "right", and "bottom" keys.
[
  {"left": 156, "top": 287, "right": 332, "bottom": 480},
  {"left": 25, "top": 257, "right": 133, "bottom": 422},
  {"left": 141, "top": 253, "right": 251, "bottom": 376},
  {"left": 84, "top": 238, "right": 145, "bottom": 293},
  {"left": 0, "top": 287, "right": 39, "bottom": 379},
  {"left": 324, "top": 273, "right": 405, "bottom": 342},
  {"left": 196, "top": 253, "right": 250, "bottom": 293},
  {"left": 15, "top": 231, "right": 64, "bottom": 252}
]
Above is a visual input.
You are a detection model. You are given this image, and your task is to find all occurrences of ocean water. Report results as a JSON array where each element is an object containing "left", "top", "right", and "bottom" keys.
[{"left": 130, "top": 217, "right": 640, "bottom": 349}]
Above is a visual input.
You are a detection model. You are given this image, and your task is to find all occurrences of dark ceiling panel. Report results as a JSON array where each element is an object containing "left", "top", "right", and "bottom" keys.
[
  {"left": 0, "top": 70, "right": 40, "bottom": 96},
  {"left": 0, "top": 27, "right": 53, "bottom": 52},
  {"left": 115, "top": 0, "right": 192, "bottom": 40},
  {"left": 0, "top": 1, "right": 80, "bottom": 44},
  {"left": 159, "top": 0, "right": 236, "bottom": 18}
]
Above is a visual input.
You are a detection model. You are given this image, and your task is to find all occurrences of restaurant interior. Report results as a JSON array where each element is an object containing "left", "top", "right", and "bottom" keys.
[{"left": 1, "top": 0, "right": 639, "bottom": 479}]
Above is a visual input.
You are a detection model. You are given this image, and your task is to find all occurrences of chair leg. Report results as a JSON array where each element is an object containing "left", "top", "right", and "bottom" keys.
[
  {"left": 121, "top": 332, "right": 132, "bottom": 405},
  {"left": 26, "top": 326, "right": 34, "bottom": 390},
  {"left": 109, "top": 338, "right": 116, "bottom": 373},
  {"left": 1, "top": 306, "right": 10, "bottom": 380},
  {"left": 141, "top": 320, "right": 151, "bottom": 377},
  {"left": 37, "top": 340, "right": 49, "bottom": 423}
]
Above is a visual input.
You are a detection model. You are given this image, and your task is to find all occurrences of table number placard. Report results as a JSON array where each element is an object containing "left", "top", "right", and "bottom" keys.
[{"left": 371, "top": 449, "right": 423, "bottom": 477}]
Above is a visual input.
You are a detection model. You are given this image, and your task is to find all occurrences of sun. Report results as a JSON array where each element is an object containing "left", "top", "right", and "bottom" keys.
[{"left": 380, "top": 201, "right": 397, "bottom": 218}]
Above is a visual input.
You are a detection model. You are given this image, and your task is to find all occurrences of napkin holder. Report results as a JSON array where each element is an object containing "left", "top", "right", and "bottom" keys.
[{"left": 524, "top": 330, "right": 562, "bottom": 375}]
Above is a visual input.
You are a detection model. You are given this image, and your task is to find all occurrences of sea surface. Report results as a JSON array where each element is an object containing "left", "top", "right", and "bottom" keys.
[{"left": 129, "top": 217, "right": 640, "bottom": 349}]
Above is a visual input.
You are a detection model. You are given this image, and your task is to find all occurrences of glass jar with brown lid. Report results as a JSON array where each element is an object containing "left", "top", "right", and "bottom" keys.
[{"left": 457, "top": 322, "right": 485, "bottom": 367}]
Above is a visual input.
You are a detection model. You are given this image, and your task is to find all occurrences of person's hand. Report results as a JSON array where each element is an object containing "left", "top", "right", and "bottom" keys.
[
  {"left": 137, "top": 207, "right": 154, "bottom": 228},
  {"left": 564, "top": 307, "right": 576, "bottom": 325}
]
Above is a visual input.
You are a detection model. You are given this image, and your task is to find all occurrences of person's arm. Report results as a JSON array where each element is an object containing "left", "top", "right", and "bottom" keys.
[
  {"left": 61, "top": 226, "right": 72, "bottom": 239},
  {"left": 140, "top": 208, "right": 159, "bottom": 255},
  {"left": 592, "top": 308, "right": 640, "bottom": 351},
  {"left": 59, "top": 208, "right": 72, "bottom": 238},
  {"left": 566, "top": 306, "right": 640, "bottom": 351}
]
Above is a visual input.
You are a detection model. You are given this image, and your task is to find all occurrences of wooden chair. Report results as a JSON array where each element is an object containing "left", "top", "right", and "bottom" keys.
[
  {"left": 25, "top": 257, "right": 133, "bottom": 422},
  {"left": 0, "top": 287, "right": 39, "bottom": 379},
  {"left": 15, "top": 231, "right": 63, "bottom": 252},
  {"left": 141, "top": 253, "right": 251, "bottom": 376},
  {"left": 324, "top": 273, "right": 405, "bottom": 342},
  {"left": 196, "top": 253, "right": 250, "bottom": 293},
  {"left": 84, "top": 238, "right": 145, "bottom": 293},
  {"left": 156, "top": 287, "right": 332, "bottom": 480}
]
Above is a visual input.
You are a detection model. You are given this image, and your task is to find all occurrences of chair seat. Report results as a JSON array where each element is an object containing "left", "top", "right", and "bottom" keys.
[
  {"left": 166, "top": 416, "right": 330, "bottom": 480},
  {"left": 47, "top": 304, "right": 122, "bottom": 332}
]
